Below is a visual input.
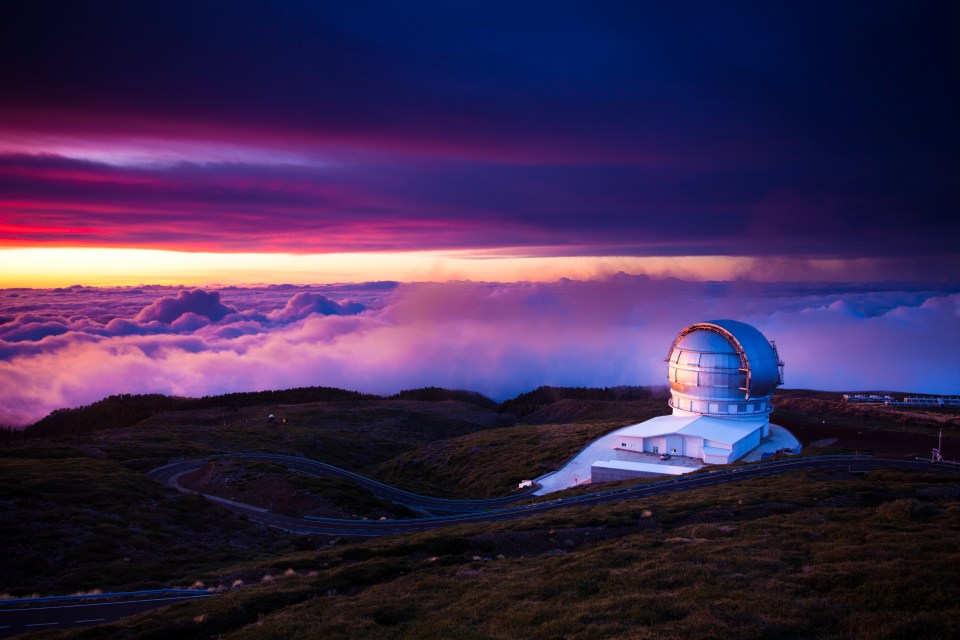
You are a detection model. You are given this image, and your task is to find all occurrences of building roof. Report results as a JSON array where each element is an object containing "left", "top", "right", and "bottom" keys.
[{"left": 617, "top": 414, "right": 766, "bottom": 445}]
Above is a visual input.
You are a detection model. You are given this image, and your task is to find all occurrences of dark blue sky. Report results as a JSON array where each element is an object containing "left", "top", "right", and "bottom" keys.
[{"left": 0, "top": 1, "right": 957, "bottom": 275}]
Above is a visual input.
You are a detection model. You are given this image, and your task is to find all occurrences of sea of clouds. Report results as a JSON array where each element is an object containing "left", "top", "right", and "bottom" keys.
[{"left": 1, "top": 275, "right": 958, "bottom": 427}]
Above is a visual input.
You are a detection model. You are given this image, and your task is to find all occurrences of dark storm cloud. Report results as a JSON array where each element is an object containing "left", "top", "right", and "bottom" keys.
[
  {"left": 0, "top": 1, "right": 957, "bottom": 263},
  {"left": 0, "top": 150, "right": 954, "bottom": 256},
  {"left": 3, "top": 2, "right": 953, "bottom": 155}
]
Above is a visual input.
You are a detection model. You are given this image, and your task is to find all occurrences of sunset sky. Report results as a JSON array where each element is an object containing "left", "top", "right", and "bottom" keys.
[
  {"left": 1, "top": 2, "right": 958, "bottom": 423},
  {"left": 2, "top": 1, "right": 956, "bottom": 284}
]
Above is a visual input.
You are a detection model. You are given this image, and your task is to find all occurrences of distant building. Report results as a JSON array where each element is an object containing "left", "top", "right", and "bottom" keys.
[
  {"left": 888, "top": 397, "right": 960, "bottom": 408},
  {"left": 842, "top": 394, "right": 893, "bottom": 403},
  {"left": 851, "top": 395, "right": 960, "bottom": 408},
  {"left": 591, "top": 320, "right": 785, "bottom": 481}
]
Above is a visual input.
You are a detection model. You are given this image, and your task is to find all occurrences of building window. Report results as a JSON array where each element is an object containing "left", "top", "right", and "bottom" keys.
[{"left": 653, "top": 446, "right": 659, "bottom": 453}]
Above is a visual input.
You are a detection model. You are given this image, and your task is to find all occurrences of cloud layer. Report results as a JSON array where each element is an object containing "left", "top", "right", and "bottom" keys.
[{"left": 2, "top": 278, "right": 958, "bottom": 426}]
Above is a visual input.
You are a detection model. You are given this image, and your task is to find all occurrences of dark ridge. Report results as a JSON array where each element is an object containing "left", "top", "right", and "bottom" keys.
[
  {"left": 390, "top": 387, "right": 496, "bottom": 408},
  {"left": 498, "top": 385, "right": 668, "bottom": 418},
  {"left": 25, "top": 384, "right": 920, "bottom": 441},
  {"left": 22, "top": 386, "right": 377, "bottom": 437},
  {"left": 202, "top": 386, "right": 376, "bottom": 408}
]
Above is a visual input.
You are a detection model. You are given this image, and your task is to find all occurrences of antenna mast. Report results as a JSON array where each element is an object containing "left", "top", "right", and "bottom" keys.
[{"left": 933, "top": 428, "right": 943, "bottom": 462}]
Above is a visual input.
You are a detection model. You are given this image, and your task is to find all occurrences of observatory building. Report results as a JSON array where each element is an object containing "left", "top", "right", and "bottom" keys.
[
  {"left": 588, "top": 320, "right": 786, "bottom": 485},
  {"left": 533, "top": 319, "right": 792, "bottom": 493},
  {"left": 608, "top": 320, "right": 783, "bottom": 465}
]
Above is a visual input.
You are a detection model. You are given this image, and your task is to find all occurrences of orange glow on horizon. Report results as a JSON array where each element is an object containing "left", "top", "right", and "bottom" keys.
[
  {"left": 0, "top": 247, "right": 761, "bottom": 287},
  {"left": 0, "top": 247, "right": 907, "bottom": 287}
]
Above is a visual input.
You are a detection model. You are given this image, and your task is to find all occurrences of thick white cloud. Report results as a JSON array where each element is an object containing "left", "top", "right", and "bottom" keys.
[{"left": 1, "top": 279, "right": 957, "bottom": 426}]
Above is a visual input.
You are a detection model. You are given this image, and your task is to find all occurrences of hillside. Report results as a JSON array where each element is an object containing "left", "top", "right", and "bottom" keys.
[
  {"left": 2, "top": 389, "right": 521, "bottom": 596},
  {"left": 2, "top": 385, "right": 959, "bottom": 638},
  {"left": 20, "top": 387, "right": 378, "bottom": 438},
  {"left": 375, "top": 394, "right": 670, "bottom": 498},
  {"left": 0, "top": 449, "right": 301, "bottom": 596},
  {"left": 772, "top": 389, "right": 960, "bottom": 458},
  {"left": 21, "top": 467, "right": 960, "bottom": 640}
]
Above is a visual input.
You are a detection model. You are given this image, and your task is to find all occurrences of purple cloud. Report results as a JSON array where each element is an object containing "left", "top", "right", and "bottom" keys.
[
  {"left": 1, "top": 279, "right": 958, "bottom": 427},
  {"left": 135, "top": 289, "right": 236, "bottom": 324},
  {"left": 269, "top": 292, "right": 366, "bottom": 322},
  {"left": 0, "top": 319, "right": 69, "bottom": 342}
]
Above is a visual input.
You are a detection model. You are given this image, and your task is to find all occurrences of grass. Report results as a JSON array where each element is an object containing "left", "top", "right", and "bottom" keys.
[
  {"left": 30, "top": 467, "right": 960, "bottom": 640},
  {"left": 0, "top": 393, "right": 533, "bottom": 596},
  {"left": 0, "top": 454, "right": 301, "bottom": 596},
  {"left": 772, "top": 390, "right": 960, "bottom": 453},
  {"left": 376, "top": 397, "right": 670, "bottom": 498},
  {"left": 41, "top": 396, "right": 517, "bottom": 475},
  {"left": 374, "top": 420, "right": 625, "bottom": 498},
  {"left": 5, "top": 385, "right": 960, "bottom": 638},
  {"left": 190, "top": 459, "right": 417, "bottom": 519}
]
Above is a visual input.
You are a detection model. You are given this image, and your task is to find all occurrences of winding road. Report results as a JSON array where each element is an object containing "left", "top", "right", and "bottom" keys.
[{"left": 148, "top": 453, "right": 960, "bottom": 536}]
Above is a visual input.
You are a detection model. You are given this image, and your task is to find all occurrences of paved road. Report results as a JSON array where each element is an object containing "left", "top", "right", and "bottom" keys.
[
  {"left": 148, "top": 452, "right": 538, "bottom": 516},
  {"left": 148, "top": 453, "right": 960, "bottom": 536},
  {"left": 0, "top": 591, "right": 214, "bottom": 638}
]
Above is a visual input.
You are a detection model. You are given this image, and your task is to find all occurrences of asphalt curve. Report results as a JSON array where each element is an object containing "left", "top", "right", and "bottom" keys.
[
  {"left": 148, "top": 453, "right": 960, "bottom": 536},
  {"left": 0, "top": 592, "right": 214, "bottom": 638}
]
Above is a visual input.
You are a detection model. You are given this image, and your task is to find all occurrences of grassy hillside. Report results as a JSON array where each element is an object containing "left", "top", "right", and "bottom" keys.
[
  {"left": 3, "top": 383, "right": 959, "bottom": 638},
  {"left": 0, "top": 449, "right": 301, "bottom": 596},
  {"left": 0, "top": 390, "right": 520, "bottom": 596},
  {"left": 376, "top": 397, "right": 670, "bottom": 499},
  {"left": 498, "top": 385, "right": 670, "bottom": 423},
  {"left": 772, "top": 389, "right": 960, "bottom": 458},
  {"left": 26, "top": 467, "right": 960, "bottom": 640},
  {"left": 33, "top": 397, "right": 517, "bottom": 474},
  {"left": 179, "top": 459, "right": 417, "bottom": 519},
  {"left": 22, "top": 387, "right": 378, "bottom": 438}
]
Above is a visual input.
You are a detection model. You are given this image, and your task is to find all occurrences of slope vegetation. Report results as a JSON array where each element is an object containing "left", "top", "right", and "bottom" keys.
[{"left": 31, "top": 468, "right": 960, "bottom": 640}]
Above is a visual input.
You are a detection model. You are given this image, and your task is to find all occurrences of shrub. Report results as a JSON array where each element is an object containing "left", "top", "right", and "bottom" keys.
[{"left": 877, "top": 498, "right": 941, "bottom": 520}]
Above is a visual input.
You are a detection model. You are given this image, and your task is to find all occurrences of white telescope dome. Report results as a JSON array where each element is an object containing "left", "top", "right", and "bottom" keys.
[{"left": 666, "top": 320, "right": 784, "bottom": 418}]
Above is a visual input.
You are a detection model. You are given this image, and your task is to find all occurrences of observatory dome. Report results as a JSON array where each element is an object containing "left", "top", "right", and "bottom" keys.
[{"left": 666, "top": 320, "right": 783, "bottom": 418}]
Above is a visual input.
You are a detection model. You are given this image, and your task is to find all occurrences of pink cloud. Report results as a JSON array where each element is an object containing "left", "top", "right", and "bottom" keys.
[
  {"left": 269, "top": 292, "right": 366, "bottom": 323},
  {"left": 2, "top": 279, "right": 959, "bottom": 427},
  {"left": 135, "top": 289, "right": 235, "bottom": 324}
]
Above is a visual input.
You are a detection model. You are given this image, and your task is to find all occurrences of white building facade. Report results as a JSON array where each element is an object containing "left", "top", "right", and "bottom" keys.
[{"left": 613, "top": 414, "right": 767, "bottom": 465}]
